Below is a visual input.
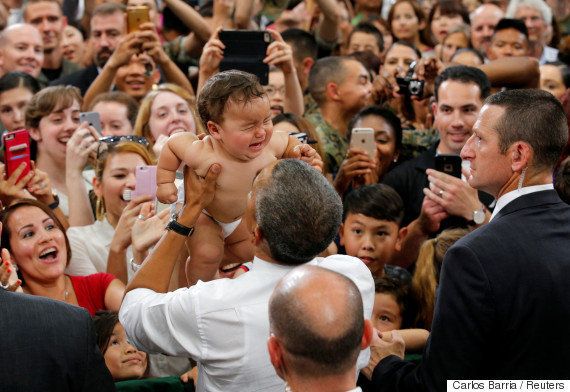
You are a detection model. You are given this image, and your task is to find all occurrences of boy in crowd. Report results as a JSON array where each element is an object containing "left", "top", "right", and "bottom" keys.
[
  {"left": 156, "top": 70, "right": 322, "bottom": 285},
  {"left": 486, "top": 18, "right": 530, "bottom": 60},
  {"left": 339, "top": 184, "right": 407, "bottom": 278}
]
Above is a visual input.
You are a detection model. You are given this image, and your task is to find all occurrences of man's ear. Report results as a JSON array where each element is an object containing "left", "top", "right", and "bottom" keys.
[
  {"left": 509, "top": 141, "right": 532, "bottom": 172},
  {"left": 326, "top": 81, "right": 340, "bottom": 102},
  {"left": 62, "top": 16, "right": 68, "bottom": 28},
  {"left": 395, "top": 226, "right": 407, "bottom": 252},
  {"left": 267, "top": 335, "right": 286, "bottom": 380},
  {"left": 431, "top": 101, "right": 438, "bottom": 118},
  {"left": 29, "top": 127, "right": 41, "bottom": 142},
  {"left": 252, "top": 225, "right": 263, "bottom": 246},
  {"left": 338, "top": 222, "right": 345, "bottom": 246},
  {"left": 302, "top": 57, "right": 314, "bottom": 76},
  {"left": 361, "top": 319, "right": 374, "bottom": 350}
]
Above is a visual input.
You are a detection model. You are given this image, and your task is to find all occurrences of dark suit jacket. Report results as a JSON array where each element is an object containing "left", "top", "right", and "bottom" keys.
[
  {"left": 50, "top": 65, "right": 99, "bottom": 96},
  {"left": 0, "top": 290, "right": 115, "bottom": 391},
  {"left": 371, "top": 190, "right": 570, "bottom": 391}
]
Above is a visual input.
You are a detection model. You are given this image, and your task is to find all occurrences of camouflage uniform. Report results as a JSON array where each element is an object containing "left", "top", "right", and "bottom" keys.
[
  {"left": 305, "top": 108, "right": 348, "bottom": 176},
  {"left": 400, "top": 128, "right": 439, "bottom": 161}
]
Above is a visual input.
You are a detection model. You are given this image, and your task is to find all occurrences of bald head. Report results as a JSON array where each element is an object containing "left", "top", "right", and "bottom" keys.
[
  {"left": 470, "top": 4, "right": 504, "bottom": 53},
  {"left": 269, "top": 265, "right": 364, "bottom": 376},
  {"left": 0, "top": 24, "right": 44, "bottom": 78}
]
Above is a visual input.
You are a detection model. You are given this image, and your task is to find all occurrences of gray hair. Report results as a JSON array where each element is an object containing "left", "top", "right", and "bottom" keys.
[
  {"left": 255, "top": 159, "right": 342, "bottom": 265},
  {"left": 506, "top": 0, "right": 552, "bottom": 24}
]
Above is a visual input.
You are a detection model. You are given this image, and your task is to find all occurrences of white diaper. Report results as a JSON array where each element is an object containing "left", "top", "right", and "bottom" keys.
[{"left": 203, "top": 210, "right": 242, "bottom": 239}]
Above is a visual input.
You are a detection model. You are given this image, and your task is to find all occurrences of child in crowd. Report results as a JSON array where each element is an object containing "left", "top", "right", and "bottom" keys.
[
  {"left": 339, "top": 183, "right": 407, "bottom": 278},
  {"left": 372, "top": 276, "right": 428, "bottom": 351},
  {"left": 92, "top": 311, "right": 149, "bottom": 381},
  {"left": 156, "top": 70, "right": 322, "bottom": 285},
  {"left": 411, "top": 227, "right": 471, "bottom": 329}
]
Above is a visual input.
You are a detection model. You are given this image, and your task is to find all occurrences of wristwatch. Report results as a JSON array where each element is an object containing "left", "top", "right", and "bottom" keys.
[
  {"left": 472, "top": 206, "right": 485, "bottom": 225},
  {"left": 166, "top": 212, "right": 194, "bottom": 236}
]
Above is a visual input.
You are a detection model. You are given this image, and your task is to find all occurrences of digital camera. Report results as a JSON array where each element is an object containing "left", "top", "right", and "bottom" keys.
[{"left": 395, "top": 61, "right": 424, "bottom": 99}]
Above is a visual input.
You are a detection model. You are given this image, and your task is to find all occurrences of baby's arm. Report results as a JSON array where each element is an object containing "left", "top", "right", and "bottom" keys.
[
  {"left": 382, "top": 329, "right": 430, "bottom": 352},
  {"left": 157, "top": 132, "right": 199, "bottom": 203},
  {"left": 276, "top": 133, "right": 324, "bottom": 172}
]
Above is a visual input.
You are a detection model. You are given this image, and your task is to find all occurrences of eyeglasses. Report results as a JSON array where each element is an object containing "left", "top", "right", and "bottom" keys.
[
  {"left": 265, "top": 85, "right": 285, "bottom": 96},
  {"left": 96, "top": 135, "right": 150, "bottom": 159}
]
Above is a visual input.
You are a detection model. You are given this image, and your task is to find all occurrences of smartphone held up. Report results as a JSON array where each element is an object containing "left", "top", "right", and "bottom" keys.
[{"left": 3, "top": 129, "right": 31, "bottom": 183}]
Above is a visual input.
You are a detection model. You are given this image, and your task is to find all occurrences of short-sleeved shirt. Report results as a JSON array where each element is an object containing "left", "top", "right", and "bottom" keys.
[{"left": 69, "top": 273, "right": 115, "bottom": 316}]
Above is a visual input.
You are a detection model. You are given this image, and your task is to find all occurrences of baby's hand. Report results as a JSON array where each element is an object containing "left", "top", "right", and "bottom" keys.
[
  {"left": 157, "top": 182, "right": 178, "bottom": 204},
  {"left": 293, "top": 144, "right": 324, "bottom": 173}
]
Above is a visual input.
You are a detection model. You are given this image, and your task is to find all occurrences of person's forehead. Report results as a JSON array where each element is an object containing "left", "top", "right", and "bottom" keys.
[
  {"left": 473, "top": 7, "right": 502, "bottom": 24},
  {"left": 387, "top": 44, "right": 418, "bottom": 59},
  {"left": 26, "top": 1, "right": 62, "bottom": 17},
  {"left": 91, "top": 12, "right": 125, "bottom": 30},
  {"left": 350, "top": 31, "right": 377, "bottom": 44},
  {"left": 6, "top": 26, "right": 42, "bottom": 43},
  {"left": 438, "top": 80, "right": 482, "bottom": 103},
  {"left": 252, "top": 161, "right": 277, "bottom": 191},
  {"left": 493, "top": 28, "right": 526, "bottom": 42}
]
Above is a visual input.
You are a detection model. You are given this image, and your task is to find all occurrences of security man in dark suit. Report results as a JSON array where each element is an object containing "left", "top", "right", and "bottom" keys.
[
  {"left": 0, "top": 288, "right": 115, "bottom": 391},
  {"left": 364, "top": 88, "right": 570, "bottom": 391}
]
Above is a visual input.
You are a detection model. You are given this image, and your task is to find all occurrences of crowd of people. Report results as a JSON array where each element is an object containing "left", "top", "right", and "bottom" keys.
[{"left": 0, "top": 0, "right": 569, "bottom": 390}]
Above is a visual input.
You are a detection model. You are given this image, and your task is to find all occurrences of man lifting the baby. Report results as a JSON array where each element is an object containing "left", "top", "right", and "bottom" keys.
[{"left": 156, "top": 70, "right": 323, "bottom": 285}]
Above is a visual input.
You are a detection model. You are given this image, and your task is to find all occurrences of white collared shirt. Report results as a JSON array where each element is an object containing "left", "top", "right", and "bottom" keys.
[
  {"left": 120, "top": 255, "right": 374, "bottom": 392},
  {"left": 490, "top": 183, "right": 554, "bottom": 221}
]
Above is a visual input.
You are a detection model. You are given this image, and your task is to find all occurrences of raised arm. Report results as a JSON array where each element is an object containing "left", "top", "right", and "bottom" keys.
[
  {"left": 162, "top": 0, "right": 212, "bottom": 57},
  {"left": 478, "top": 56, "right": 540, "bottom": 89},
  {"left": 82, "top": 33, "right": 142, "bottom": 111},
  {"left": 265, "top": 30, "right": 304, "bottom": 117},
  {"left": 315, "top": 0, "right": 340, "bottom": 46},
  {"left": 156, "top": 132, "right": 198, "bottom": 203}
]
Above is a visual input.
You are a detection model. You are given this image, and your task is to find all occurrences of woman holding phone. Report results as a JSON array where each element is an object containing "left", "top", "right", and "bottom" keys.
[
  {"left": 25, "top": 85, "right": 100, "bottom": 227},
  {"left": 334, "top": 106, "right": 402, "bottom": 197},
  {"left": 66, "top": 140, "right": 169, "bottom": 285}
]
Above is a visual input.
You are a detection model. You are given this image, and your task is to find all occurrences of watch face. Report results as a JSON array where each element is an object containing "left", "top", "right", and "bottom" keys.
[{"left": 474, "top": 209, "right": 485, "bottom": 224}]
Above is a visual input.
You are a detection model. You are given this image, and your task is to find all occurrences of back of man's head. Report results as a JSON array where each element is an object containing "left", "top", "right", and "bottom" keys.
[
  {"left": 255, "top": 159, "right": 342, "bottom": 265},
  {"left": 485, "top": 89, "right": 568, "bottom": 170},
  {"left": 308, "top": 56, "right": 352, "bottom": 105},
  {"left": 282, "top": 28, "right": 318, "bottom": 63},
  {"left": 434, "top": 65, "right": 491, "bottom": 101},
  {"left": 269, "top": 265, "right": 364, "bottom": 377}
]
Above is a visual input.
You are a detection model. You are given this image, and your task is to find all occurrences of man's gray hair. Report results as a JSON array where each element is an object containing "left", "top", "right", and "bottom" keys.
[
  {"left": 506, "top": 0, "right": 552, "bottom": 24},
  {"left": 255, "top": 159, "right": 342, "bottom": 265}
]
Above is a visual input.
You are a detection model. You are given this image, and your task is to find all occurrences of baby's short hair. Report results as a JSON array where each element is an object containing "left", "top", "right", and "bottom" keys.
[
  {"left": 197, "top": 70, "right": 266, "bottom": 128},
  {"left": 343, "top": 184, "right": 404, "bottom": 226}
]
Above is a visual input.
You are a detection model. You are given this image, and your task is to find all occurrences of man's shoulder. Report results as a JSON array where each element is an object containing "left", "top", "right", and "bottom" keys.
[{"left": 0, "top": 290, "right": 90, "bottom": 328}]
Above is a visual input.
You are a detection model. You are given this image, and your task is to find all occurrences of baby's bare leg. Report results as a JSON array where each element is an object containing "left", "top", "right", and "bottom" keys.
[
  {"left": 222, "top": 221, "right": 255, "bottom": 266},
  {"left": 186, "top": 213, "right": 224, "bottom": 286}
]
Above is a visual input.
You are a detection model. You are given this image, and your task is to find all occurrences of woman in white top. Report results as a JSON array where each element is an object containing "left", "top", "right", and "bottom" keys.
[
  {"left": 66, "top": 139, "right": 167, "bottom": 283},
  {"left": 25, "top": 85, "right": 99, "bottom": 226}
]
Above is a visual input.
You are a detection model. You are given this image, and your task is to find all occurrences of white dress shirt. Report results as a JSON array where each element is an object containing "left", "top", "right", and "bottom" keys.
[
  {"left": 490, "top": 183, "right": 554, "bottom": 220},
  {"left": 120, "top": 255, "right": 375, "bottom": 392}
]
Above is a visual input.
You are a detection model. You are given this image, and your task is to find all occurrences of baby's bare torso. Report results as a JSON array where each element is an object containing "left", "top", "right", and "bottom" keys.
[{"left": 189, "top": 134, "right": 286, "bottom": 222}]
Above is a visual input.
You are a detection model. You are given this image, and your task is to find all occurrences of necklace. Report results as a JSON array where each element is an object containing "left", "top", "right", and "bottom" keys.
[{"left": 63, "top": 276, "right": 69, "bottom": 302}]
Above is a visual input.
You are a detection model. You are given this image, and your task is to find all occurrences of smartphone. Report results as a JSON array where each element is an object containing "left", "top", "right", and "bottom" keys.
[
  {"left": 132, "top": 165, "right": 157, "bottom": 199},
  {"left": 3, "top": 129, "right": 31, "bottom": 182},
  {"left": 219, "top": 30, "right": 271, "bottom": 85},
  {"left": 80, "top": 112, "right": 102, "bottom": 135},
  {"left": 350, "top": 128, "right": 376, "bottom": 158},
  {"left": 435, "top": 154, "right": 462, "bottom": 178},
  {"left": 127, "top": 5, "right": 150, "bottom": 33}
]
